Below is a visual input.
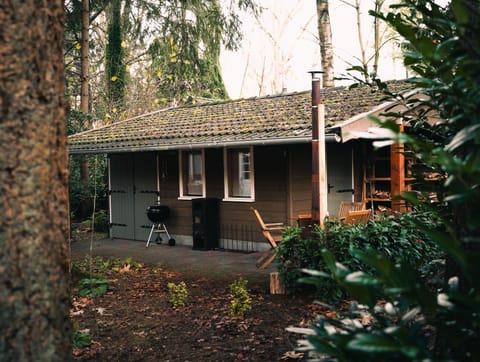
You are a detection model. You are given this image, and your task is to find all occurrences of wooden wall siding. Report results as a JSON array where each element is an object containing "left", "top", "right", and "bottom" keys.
[
  {"left": 156, "top": 151, "right": 190, "bottom": 238},
  {"left": 285, "top": 143, "right": 359, "bottom": 222},
  {"left": 250, "top": 145, "right": 288, "bottom": 221},
  {"left": 107, "top": 142, "right": 363, "bottom": 244},
  {"left": 288, "top": 144, "right": 312, "bottom": 224}
]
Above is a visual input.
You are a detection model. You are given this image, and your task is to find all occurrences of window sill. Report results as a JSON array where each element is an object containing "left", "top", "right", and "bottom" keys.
[
  {"left": 178, "top": 196, "right": 205, "bottom": 201},
  {"left": 222, "top": 197, "right": 255, "bottom": 203}
]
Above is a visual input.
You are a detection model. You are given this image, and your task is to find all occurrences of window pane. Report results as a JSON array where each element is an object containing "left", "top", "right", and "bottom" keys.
[
  {"left": 228, "top": 148, "right": 251, "bottom": 197},
  {"left": 183, "top": 151, "right": 203, "bottom": 196}
]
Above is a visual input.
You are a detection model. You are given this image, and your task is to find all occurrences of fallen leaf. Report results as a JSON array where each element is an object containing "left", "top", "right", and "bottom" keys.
[
  {"left": 70, "top": 310, "right": 84, "bottom": 316},
  {"left": 119, "top": 264, "right": 131, "bottom": 273},
  {"left": 280, "top": 351, "right": 304, "bottom": 360},
  {"left": 96, "top": 307, "right": 106, "bottom": 315}
]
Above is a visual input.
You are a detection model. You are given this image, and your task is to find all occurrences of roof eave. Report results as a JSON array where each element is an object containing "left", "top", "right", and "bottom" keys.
[{"left": 68, "top": 133, "right": 341, "bottom": 155}]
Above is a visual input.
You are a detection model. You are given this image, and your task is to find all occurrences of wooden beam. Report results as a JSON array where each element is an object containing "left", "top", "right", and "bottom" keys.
[
  {"left": 390, "top": 122, "right": 406, "bottom": 212},
  {"left": 270, "top": 272, "right": 285, "bottom": 294}
]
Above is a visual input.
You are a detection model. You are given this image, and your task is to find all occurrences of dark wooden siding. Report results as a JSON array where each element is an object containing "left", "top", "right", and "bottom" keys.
[
  {"left": 108, "top": 142, "right": 365, "bottom": 244},
  {"left": 288, "top": 144, "right": 312, "bottom": 224}
]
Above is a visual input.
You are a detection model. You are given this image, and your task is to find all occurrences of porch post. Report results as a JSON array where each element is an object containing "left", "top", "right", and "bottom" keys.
[{"left": 390, "top": 120, "right": 406, "bottom": 212}]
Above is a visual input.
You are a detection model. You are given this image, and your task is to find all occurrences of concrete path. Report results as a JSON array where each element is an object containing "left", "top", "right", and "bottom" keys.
[{"left": 70, "top": 238, "right": 274, "bottom": 287}]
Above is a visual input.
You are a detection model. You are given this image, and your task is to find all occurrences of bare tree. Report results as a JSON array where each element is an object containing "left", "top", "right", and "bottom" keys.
[
  {"left": 343, "top": 0, "right": 396, "bottom": 81},
  {"left": 250, "top": 1, "right": 316, "bottom": 95},
  {"left": 0, "top": 0, "right": 71, "bottom": 360},
  {"left": 373, "top": 0, "right": 385, "bottom": 75},
  {"left": 316, "top": 0, "right": 334, "bottom": 87}
]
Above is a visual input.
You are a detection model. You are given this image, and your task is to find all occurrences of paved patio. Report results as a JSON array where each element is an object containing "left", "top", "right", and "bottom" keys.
[{"left": 70, "top": 237, "right": 274, "bottom": 287}]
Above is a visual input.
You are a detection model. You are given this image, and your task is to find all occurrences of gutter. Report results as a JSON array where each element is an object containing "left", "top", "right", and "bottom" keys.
[{"left": 68, "top": 134, "right": 342, "bottom": 155}]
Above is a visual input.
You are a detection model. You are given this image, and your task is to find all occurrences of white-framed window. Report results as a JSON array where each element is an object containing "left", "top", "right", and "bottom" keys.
[
  {"left": 178, "top": 149, "right": 206, "bottom": 199},
  {"left": 223, "top": 147, "right": 255, "bottom": 202}
]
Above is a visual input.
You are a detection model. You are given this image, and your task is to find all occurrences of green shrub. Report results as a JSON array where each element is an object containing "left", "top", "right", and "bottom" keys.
[
  {"left": 72, "top": 319, "right": 92, "bottom": 349},
  {"left": 78, "top": 278, "right": 109, "bottom": 297},
  {"left": 228, "top": 277, "right": 252, "bottom": 317},
  {"left": 277, "top": 211, "right": 442, "bottom": 301},
  {"left": 92, "top": 209, "right": 109, "bottom": 233},
  {"left": 167, "top": 281, "right": 188, "bottom": 308}
]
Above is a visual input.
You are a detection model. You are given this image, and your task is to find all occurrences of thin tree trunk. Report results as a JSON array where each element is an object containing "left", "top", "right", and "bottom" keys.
[
  {"left": 354, "top": 0, "right": 369, "bottom": 81},
  {"left": 316, "top": 0, "right": 334, "bottom": 87},
  {"left": 78, "top": 0, "right": 92, "bottom": 220},
  {"left": 0, "top": 0, "right": 72, "bottom": 360},
  {"left": 81, "top": 0, "right": 90, "bottom": 114},
  {"left": 373, "top": 0, "right": 385, "bottom": 76}
]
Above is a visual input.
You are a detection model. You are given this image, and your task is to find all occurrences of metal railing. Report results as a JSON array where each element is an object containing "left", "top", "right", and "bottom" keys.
[{"left": 219, "top": 224, "right": 264, "bottom": 253}]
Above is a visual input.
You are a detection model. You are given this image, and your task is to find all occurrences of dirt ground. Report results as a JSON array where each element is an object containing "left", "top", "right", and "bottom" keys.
[
  {"left": 70, "top": 261, "right": 327, "bottom": 362},
  {"left": 68, "top": 222, "right": 330, "bottom": 362}
]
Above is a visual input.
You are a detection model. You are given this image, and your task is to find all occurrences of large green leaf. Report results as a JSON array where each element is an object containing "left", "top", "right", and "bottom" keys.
[
  {"left": 445, "top": 124, "right": 480, "bottom": 151},
  {"left": 451, "top": 0, "right": 469, "bottom": 26},
  {"left": 346, "top": 333, "right": 400, "bottom": 353},
  {"left": 345, "top": 271, "right": 382, "bottom": 286}
]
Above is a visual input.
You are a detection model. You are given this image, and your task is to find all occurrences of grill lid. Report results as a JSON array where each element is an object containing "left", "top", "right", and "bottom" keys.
[{"left": 146, "top": 205, "right": 170, "bottom": 223}]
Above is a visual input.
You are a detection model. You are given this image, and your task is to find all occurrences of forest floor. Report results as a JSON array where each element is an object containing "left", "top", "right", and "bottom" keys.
[
  {"left": 70, "top": 262, "right": 329, "bottom": 361},
  {"left": 69, "top": 227, "right": 338, "bottom": 361}
]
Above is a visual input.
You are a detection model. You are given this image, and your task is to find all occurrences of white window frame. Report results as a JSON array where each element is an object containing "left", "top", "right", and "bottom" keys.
[
  {"left": 223, "top": 146, "right": 255, "bottom": 202},
  {"left": 178, "top": 149, "right": 206, "bottom": 200}
]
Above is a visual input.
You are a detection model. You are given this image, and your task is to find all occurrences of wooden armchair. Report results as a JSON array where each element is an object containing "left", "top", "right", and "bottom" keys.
[
  {"left": 344, "top": 209, "right": 372, "bottom": 224},
  {"left": 337, "top": 201, "right": 365, "bottom": 219},
  {"left": 251, "top": 207, "right": 285, "bottom": 269}
]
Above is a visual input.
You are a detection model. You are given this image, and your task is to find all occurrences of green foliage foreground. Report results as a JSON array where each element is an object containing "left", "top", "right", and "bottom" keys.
[
  {"left": 284, "top": 0, "right": 480, "bottom": 361},
  {"left": 285, "top": 0, "right": 480, "bottom": 360}
]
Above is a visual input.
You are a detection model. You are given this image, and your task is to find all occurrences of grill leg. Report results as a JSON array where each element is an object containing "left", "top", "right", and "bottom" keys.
[
  {"left": 146, "top": 224, "right": 156, "bottom": 248},
  {"left": 160, "top": 224, "right": 170, "bottom": 240}
]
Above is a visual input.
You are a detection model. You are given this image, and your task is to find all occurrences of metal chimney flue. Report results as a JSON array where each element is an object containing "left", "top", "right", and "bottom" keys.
[{"left": 308, "top": 71, "right": 327, "bottom": 227}]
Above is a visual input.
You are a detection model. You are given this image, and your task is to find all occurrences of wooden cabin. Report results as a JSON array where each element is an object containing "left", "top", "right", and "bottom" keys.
[{"left": 68, "top": 81, "right": 417, "bottom": 251}]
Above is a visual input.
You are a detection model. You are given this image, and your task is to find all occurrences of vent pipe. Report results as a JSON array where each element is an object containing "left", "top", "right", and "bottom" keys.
[{"left": 309, "top": 71, "right": 327, "bottom": 227}]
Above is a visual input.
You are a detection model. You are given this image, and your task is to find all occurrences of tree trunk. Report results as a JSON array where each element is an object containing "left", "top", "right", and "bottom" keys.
[
  {"left": 316, "top": 0, "right": 334, "bottom": 87},
  {"left": 106, "top": 0, "right": 126, "bottom": 116},
  {"left": 77, "top": 0, "right": 92, "bottom": 220},
  {"left": 0, "top": 1, "right": 72, "bottom": 360},
  {"left": 81, "top": 0, "right": 90, "bottom": 114}
]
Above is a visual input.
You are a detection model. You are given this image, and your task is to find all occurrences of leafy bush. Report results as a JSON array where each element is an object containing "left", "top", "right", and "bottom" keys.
[
  {"left": 78, "top": 278, "right": 109, "bottom": 297},
  {"left": 92, "top": 210, "right": 109, "bottom": 233},
  {"left": 228, "top": 277, "right": 252, "bottom": 317},
  {"left": 277, "top": 211, "right": 442, "bottom": 301},
  {"left": 167, "top": 281, "right": 188, "bottom": 308},
  {"left": 72, "top": 319, "right": 92, "bottom": 349}
]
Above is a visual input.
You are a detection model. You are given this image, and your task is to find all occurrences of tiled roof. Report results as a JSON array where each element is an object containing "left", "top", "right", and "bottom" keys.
[{"left": 68, "top": 81, "right": 410, "bottom": 154}]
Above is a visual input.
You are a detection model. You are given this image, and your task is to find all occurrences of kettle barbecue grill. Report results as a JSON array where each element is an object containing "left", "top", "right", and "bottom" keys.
[{"left": 146, "top": 204, "right": 175, "bottom": 247}]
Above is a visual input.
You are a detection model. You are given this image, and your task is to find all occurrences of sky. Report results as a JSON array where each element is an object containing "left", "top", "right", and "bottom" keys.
[{"left": 220, "top": 0, "right": 406, "bottom": 99}]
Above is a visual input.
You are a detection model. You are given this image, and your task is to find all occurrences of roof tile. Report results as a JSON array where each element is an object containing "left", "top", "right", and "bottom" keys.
[{"left": 68, "top": 81, "right": 409, "bottom": 154}]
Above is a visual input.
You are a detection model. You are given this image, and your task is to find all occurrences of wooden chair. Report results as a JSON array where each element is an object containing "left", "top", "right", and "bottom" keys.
[
  {"left": 251, "top": 207, "right": 285, "bottom": 269},
  {"left": 344, "top": 209, "right": 372, "bottom": 224},
  {"left": 337, "top": 201, "right": 365, "bottom": 219}
]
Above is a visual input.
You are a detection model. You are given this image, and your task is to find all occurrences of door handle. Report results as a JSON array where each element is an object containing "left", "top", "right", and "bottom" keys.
[
  {"left": 327, "top": 183, "right": 335, "bottom": 194},
  {"left": 337, "top": 188, "right": 354, "bottom": 194}
]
